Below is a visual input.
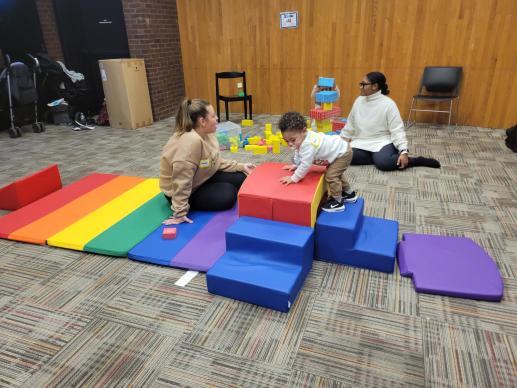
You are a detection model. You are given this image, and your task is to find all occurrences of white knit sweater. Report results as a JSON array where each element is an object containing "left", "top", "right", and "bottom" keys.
[{"left": 341, "top": 91, "right": 408, "bottom": 152}]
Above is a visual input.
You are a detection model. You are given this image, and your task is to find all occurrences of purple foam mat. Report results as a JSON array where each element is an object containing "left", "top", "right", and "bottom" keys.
[
  {"left": 169, "top": 206, "right": 239, "bottom": 271},
  {"left": 397, "top": 233, "right": 504, "bottom": 301}
]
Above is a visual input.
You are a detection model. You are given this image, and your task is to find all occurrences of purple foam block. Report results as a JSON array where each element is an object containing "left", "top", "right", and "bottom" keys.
[
  {"left": 397, "top": 233, "right": 504, "bottom": 301},
  {"left": 170, "top": 206, "right": 238, "bottom": 271}
]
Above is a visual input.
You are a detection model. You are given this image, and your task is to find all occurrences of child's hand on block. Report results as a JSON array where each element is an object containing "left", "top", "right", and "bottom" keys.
[
  {"left": 280, "top": 176, "right": 295, "bottom": 185},
  {"left": 162, "top": 227, "right": 177, "bottom": 239}
]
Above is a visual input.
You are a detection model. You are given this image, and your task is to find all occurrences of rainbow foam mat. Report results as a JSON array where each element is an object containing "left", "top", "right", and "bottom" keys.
[{"left": 0, "top": 173, "right": 237, "bottom": 270}]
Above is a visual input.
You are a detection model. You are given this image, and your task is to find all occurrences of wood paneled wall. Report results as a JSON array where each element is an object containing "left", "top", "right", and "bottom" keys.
[{"left": 177, "top": 0, "right": 517, "bottom": 128}]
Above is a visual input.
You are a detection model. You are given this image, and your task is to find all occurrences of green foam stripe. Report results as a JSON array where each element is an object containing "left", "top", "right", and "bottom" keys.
[{"left": 84, "top": 193, "right": 172, "bottom": 256}]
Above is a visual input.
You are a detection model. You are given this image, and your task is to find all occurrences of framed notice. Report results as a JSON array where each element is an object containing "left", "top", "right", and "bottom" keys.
[{"left": 280, "top": 11, "right": 298, "bottom": 29}]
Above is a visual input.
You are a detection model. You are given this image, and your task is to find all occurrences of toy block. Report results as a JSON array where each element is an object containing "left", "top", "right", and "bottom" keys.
[
  {"left": 272, "top": 139, "right": 281, "bottom": 154},
  {"left": 245, "top": 145, "right": 257, "bottom": 151},
  {"left": 207, "top": 216, "right": 314, "bottom": 312},
  {"left": 318, "top": 77, "right": 335, "bottom": 88},
  {"left": 322, "top": 120, "right": 332, "bottom": 132},
  {"left": 248, "top": 136, "right": 261, "bottom": 145},
  {"left": 162, "top": 227, "right": 177, "bottom": 239},
  {"left": 322, "top": 102, "right": 333, "bottom": 111},
  {"left": 0, "top": 164, "right": 62, "bottom": 210},
  {"left": 253, "top": 145, "right": 268, "bottom": 154},
  {"left": 315, "top": 90, "right": 338, "bottom": 103},
  {"left": 309, "top": 106, "right": 341, "bottom": 120},
  {"left": 398, "top": 234, "right": 503, "bottom": 301},
  {"left": 241, "top": 119, "right": 254, "bottom": 126},
  {"left": 230, "top": 145, "right": 238, "bottom": 153},
  {"left": 332, "top": 120, "right": 346, "bottom": 131},
  {"left": 306, "top": 119, "right": 311, "bottom": 129},
  {"left": 238, "top": 162, "right": 327, "bottom": 227},
  {"left": 265, "top": 123, "right": 272, "bottom": 131}
]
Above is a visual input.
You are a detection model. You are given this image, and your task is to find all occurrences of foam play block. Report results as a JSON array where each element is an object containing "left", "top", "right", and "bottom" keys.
[
  {"left": 170, "top": 206, "right": 238, "bottom": 271},
  {"left": 127, "top": 210, "right": 217, "bottom": 267},
  {"left": 309, "top": 106, "right": 341, "bottom": 120},
  {"left": 397, "top": 234, "right": 504, "bottom": 301},
  {"left": 0, "top": 164, "right": 62, "bottom": 210},
  {"left": 162, "top": 227, "right": 177, "bottom": 240},
  {"left": 238, "top": 162, "right": 326, "bottom": 227},
  {"left": 315, "top": 199, "right": 398, "bottom": 273},
  {"left": 0, "top": 173, "right": 117, "bottom": 239},
  {"left": 332, "top": 120, "right": 346, "bottom": 131},
  {"left": 47, "top": 179, "right": 160, "bottom": 251},
  {"left": 84, "top": 193, "right": 173, "bottom": 257},
  {"left": 318, "top": 77, "right": 335, "bottom": 88},
  {"left": 207, "top": 217, "right": 314, "bottom": 312},
  {"left": 315, "top": 90, "right": 338, "bottom": 103},
  {"left": 9, "top": 175, "right": 144, "bottom": 244}
]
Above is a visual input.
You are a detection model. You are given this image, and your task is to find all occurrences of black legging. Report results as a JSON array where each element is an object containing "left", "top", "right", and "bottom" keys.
[
  {"left": 165, "top": 171, "right": 246, "bottom": 212},
  {"left": 352, "top": 143, "right": 422, "bottom": 171}
]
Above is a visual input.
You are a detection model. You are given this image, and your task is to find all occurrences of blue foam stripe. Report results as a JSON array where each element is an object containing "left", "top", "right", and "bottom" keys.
[
  {"left": 318, "top": 77, "right": 335, "bottom": 88},
  {"left": 127, "top": 210, "right": 215, "bottom": 266}
]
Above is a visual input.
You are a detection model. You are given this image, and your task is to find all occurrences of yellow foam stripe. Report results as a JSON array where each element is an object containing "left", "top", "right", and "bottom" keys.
[
  {"left": 47, "top": 179, "right": 160, "bottom": 251},
  {"left": 310, "top": 175, "right": 327, "bottom": 227}
]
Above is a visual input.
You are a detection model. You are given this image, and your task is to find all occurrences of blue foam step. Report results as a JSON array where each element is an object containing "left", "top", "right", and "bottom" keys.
[
  {"left": 337, "top": 216, "right": 398, "bottom": 273},
  {"left": 206, "top": 217, "right": 314, "bottom": 312},
  {"left": 316, "top": 198, "right": 364, "bottom": 252},
  {"left": 318, "top": 77, "right": 335, "bottom": 88},
  {"left": 315, "top": 90, "right": 339, "bottom": 103}
]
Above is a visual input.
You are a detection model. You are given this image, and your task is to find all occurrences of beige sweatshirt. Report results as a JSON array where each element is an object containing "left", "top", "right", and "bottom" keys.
[{"left": 159, "top": 130, "right": 245, "bottom": 217}]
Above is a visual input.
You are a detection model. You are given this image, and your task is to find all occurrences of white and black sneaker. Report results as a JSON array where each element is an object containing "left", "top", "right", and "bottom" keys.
[
  {"left": 321, "top": 198, "right": 345, "bottom": 212},
  {"left": 342, "top": 190, "right": 358, "bottom": 203}
]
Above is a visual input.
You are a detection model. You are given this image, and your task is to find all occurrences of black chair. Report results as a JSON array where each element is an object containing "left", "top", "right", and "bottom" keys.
[
  {"left": 215, "top": 71, "right": 252, "bottom": 122},
  {"left": 407, "top": 66, "right": 462, "bottom": 127}
]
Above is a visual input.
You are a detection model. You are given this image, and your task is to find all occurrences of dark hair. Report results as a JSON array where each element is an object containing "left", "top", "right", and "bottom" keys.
[
  {"left": 278, "top": 111, "right": 306, "bottom": 133},
  {"left": 366, "top": 71, "right": 390, "bottom": 95},
  {"left": 174, "top": 98, "right": 211, "bottom": 135}
]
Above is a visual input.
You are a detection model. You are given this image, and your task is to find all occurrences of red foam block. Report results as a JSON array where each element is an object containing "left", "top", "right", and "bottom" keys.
[
  {"left": 238, "top": 162, "right": 326, "bottom": 227},
  {"left": 0, "top": 164, "right": 63, "bottom": 210},
  {"left": 162, "top": 227, "right": 177, "bottom": 239}
]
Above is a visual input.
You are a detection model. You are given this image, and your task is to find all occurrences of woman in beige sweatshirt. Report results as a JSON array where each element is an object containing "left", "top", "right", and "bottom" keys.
[{"left": 160, "top": 98, "right": 254, "bottom": 224}]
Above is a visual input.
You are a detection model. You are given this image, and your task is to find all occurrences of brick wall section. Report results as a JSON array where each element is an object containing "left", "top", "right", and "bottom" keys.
[
  {"left": 35, "top": 0, "right": 63, "bottom": 60},
  {"left": 122, "top": 0, "right": 185, "bottom": 120}
]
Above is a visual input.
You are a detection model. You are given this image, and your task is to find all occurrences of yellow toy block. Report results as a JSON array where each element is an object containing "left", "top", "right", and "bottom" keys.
[
  {"left": 230, "top": 144, "right": 238, "bottom": 153},
  {"left": 264, "top": 129, "right": 272, "bottom": 140},
  {"left": 265, "top": 123, "right": 272, "bottom": 131},
  {"left": 272, "top": 139, "right": 280, "bottom": 154},
  {"left": 306, "top": 119, "right": 311, "bottom": 129},
  {"left": 248, "top": 136, "right": 261, "bottom": 145},
  {"left": 323, "top": 102, "right": 333, "bottom": 111},
  {"left": 253, "top": 145, "right": 268, "bottom": 154},
  {"left": 241, "top": 119, "right": 254, "bottom": 126},
  {"left": 245, "top": 145, "right": 257, "bottom": 151}
]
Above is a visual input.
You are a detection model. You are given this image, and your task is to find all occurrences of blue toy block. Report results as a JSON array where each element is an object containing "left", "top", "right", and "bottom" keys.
[
  {"left": 318, "top": 77, "right": 335, "bottom": 88},
  {"left": 207, "top": 217, "right": 314, "bottom": 312},
  {"left": 315, "top": 90, "right": 338, "bottom": 103},
  {"left": 315, "top": 198, "right": 398, "bottom": 273}
]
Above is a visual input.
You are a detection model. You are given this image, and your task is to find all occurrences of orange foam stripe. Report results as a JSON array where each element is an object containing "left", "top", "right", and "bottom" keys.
[{"left": 9, "top": 175, "right": 145, "bottom": 244}]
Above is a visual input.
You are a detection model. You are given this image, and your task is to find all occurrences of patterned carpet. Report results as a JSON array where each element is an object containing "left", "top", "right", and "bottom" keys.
[{"left": 0, "top": 115, "right": 516, "bottom": 387}]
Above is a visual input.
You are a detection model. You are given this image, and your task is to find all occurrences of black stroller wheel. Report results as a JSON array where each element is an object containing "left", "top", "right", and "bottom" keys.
[
  {"left": 32, "top": 123, "right": 41, "bottom": 133},
  {"left": 15, "top": 126, "right": 22, "bottom": 137},
  {"left": 39, "top": 122, "right": 46, "bottom": 132},
  {"left": 8, "top": 128, "right": 17, "bottom": 138}
]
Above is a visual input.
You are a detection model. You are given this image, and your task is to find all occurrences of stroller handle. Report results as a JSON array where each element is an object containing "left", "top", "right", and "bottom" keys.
[
  {"left": 5, "top": 54, "right": 11, "bottom": 67},
  {"left": 27, "top": 53, "right": 40, "bottom": 71}
]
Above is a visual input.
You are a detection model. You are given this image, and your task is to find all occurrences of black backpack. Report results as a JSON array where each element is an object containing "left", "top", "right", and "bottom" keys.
[{"left": 505, "top": 124, "right": 517, "bottom": 153}]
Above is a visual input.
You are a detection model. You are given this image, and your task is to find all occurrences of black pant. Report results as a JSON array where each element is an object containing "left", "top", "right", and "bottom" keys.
[
  {"left": 165, "top": 171, "right": 246, "bottom": 212},
  {"left": 351, "top": 143, "right": 416, "bottom": 171}
]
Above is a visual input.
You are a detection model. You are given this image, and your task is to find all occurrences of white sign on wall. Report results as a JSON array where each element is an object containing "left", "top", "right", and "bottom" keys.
[{"left": 280, "top": 11, "right": 298, "bottom": 29}]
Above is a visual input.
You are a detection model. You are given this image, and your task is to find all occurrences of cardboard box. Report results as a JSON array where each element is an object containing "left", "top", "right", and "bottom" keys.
[{"left": 99, "top": 58, "right": 153, "bottom": 129}]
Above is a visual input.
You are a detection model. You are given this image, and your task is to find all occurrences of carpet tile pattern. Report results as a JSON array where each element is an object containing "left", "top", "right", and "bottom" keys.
[{"left": 0, "top": 114, "right": 516, "bottom": 387}]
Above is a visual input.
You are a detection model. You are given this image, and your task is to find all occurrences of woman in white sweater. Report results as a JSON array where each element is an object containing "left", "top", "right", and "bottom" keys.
[{"left": 341, "top": 72, "right": 440, "bottom": 171}]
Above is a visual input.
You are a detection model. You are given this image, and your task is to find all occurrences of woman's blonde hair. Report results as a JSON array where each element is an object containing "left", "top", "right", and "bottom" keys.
[{"left": 174, "top": 98, "right": 211, "bottom": 135}]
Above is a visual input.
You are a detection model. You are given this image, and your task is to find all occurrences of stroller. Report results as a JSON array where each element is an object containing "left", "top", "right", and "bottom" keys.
[{"left": 0, "top": 53, "right": 45, "bottom": 138}]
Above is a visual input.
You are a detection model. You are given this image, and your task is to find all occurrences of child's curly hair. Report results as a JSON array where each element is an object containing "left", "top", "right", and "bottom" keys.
[{"left": 278, "top": 111, "right": 306, "bottom": 133}]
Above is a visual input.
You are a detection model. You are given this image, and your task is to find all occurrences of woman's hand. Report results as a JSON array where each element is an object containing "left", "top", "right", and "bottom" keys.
[
  {"left": 282, "top": 164, "right": 296, "bottom": 171},
  {"left": 243, "top": 163, "right": 255, "bottom": 174},
  {"left": 162, "top": 215, "right": 193, "bottom": 225},
  {"left": 397, "top": 153, "right": 409, "bottom": 169}
]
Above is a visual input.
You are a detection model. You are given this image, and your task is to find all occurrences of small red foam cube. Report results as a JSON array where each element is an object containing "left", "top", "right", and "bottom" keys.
[{"left": 162, "top": 227, "right": 177, "bottom": 239}]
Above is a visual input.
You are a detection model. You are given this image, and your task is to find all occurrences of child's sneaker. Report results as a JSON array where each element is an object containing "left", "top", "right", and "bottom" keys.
[
  {"left": 342, "top": 190, "right": 358, "bottom": 203},
  {"left": 321, "top": 197, "right": 345, "bottom": 212}
]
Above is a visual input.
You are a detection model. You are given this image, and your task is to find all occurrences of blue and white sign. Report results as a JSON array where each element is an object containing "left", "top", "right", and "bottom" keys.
[{"left": 280, "top": 11, "right": 298, "bottom": 29}]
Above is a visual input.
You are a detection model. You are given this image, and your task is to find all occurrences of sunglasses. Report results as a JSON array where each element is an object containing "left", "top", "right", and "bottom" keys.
[{"left": 359, "top": 82, "right": 373, "bottom": 87}]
